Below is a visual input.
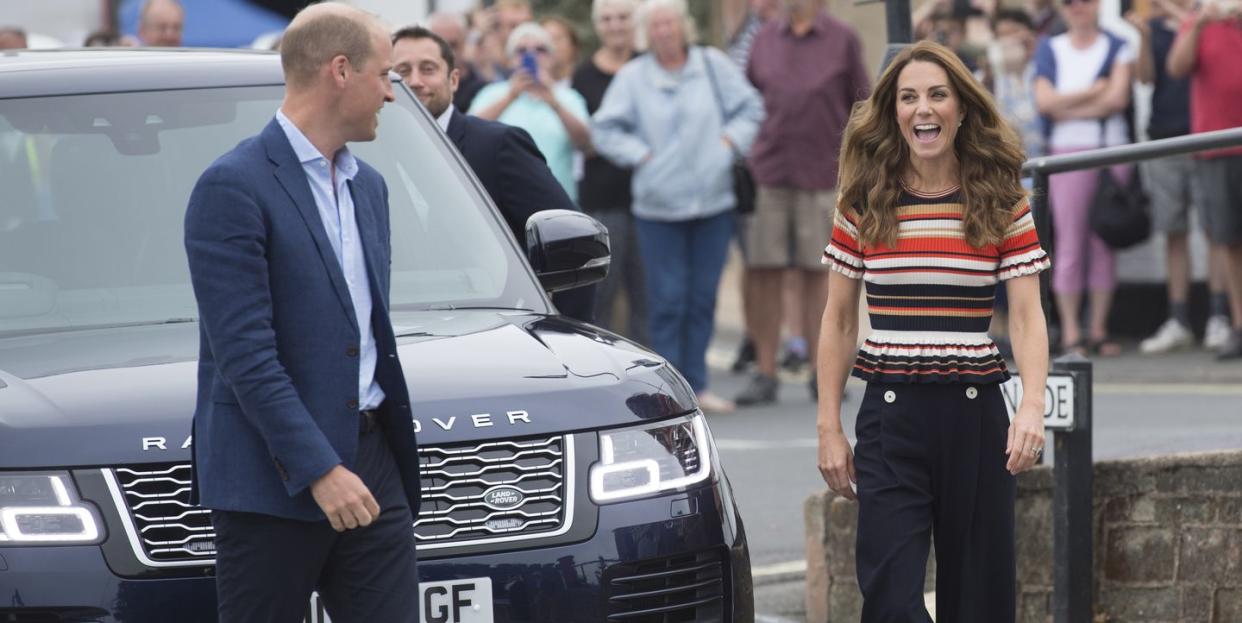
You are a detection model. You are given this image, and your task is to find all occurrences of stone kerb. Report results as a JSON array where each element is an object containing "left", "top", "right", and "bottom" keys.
[{"left": 803, "top": 449, "right": 1242, "bottom": 622}]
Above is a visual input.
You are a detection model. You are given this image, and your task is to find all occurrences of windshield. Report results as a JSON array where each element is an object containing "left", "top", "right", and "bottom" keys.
[{"left": 0, "top": 84, "right": 547, "bottom": 337}]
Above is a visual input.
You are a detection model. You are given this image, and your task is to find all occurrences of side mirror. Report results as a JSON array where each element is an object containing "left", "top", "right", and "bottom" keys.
[{"left": 525, "top": 210, "right": 610, "bottom": 293}]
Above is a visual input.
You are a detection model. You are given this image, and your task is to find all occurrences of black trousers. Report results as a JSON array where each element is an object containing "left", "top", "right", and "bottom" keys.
[
  {"left": 212, "top": 422, "right": 419, "bottom": 623},
  {"left": 853, "top": 382, "right": 1016, "bottom": 623}
]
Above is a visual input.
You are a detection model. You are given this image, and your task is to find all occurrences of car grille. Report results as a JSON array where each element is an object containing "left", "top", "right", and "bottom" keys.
[
  {"left": 415, "top": 435, "right": 569, "bottom": 545},
  {"left": 604, "top": 550, "right": 726, "bottom": 622},
  {"left": 109, "top": 435, "right": 572, "bottom": 566},
  {"left": 112, "top": 464, "right": 214, "bottom": 563}
]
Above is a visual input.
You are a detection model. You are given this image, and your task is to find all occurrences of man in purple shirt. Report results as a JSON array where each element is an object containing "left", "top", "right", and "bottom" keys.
[{"left": 735, "top": 0, "right": 870, "bottom": 406}]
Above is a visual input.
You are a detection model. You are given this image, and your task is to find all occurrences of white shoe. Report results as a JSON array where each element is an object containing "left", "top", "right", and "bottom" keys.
[
  {"left": 1205, "top": 315, "right": 1232, "bottom": 351},
  {"left": 1139, "top": 319, "right": 1194, "bottom": 354}
]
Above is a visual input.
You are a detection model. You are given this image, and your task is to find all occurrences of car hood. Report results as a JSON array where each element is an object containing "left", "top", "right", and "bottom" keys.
[{"left": 0, "top": 311, "right": 695, "bottom": 468}]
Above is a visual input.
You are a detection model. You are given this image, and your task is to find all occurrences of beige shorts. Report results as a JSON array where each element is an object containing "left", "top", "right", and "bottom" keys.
[{"left": 744, "top": 186, "right": 836, "bottom": 270}]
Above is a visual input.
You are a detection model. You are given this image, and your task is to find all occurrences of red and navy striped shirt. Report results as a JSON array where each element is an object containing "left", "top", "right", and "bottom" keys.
[{"left": 822, "top": 186, "right": 1050, "bottom": 384}]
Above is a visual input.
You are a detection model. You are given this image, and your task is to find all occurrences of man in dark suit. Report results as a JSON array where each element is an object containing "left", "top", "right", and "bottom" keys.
[
  {"left": 183, "top": 5, "right": 419, "bottom": 621},
  {"left": 392, "top": 25, "right": 595, "bottom": 323}
]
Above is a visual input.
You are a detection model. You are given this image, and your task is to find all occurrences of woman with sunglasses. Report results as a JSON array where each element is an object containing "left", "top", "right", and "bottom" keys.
[
  {"left": 470, "top": 21, "right": 592, "bottom": 201},
  {"left": 1033, "top": 0, "right": 1135, "bottom": 357},
  {"left": 591, "top": 0, "right": 764, "bottom": 413}
]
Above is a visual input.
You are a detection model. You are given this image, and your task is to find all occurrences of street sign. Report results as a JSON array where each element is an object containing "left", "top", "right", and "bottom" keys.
[{"left": 1000, "top": 372, "right": 1076, "bottom": 430}]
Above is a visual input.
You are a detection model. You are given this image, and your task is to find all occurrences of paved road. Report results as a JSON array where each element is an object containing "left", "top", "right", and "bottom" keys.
[{"left": 701, "top": 347, "right": 1242, "bottom": 621}]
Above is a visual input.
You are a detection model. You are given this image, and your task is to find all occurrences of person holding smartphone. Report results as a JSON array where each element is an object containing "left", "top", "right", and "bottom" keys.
[{"left": 469, "top": 21, "right": 591, "bottom": 202}]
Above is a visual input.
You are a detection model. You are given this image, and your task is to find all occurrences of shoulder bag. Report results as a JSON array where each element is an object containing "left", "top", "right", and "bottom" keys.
[{"left": 701, "top": 48, "right": 757, "bottom": 215}]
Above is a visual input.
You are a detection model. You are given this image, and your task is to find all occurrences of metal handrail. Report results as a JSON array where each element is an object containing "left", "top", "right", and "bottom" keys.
[{"left": 1023, "top": 126, "right": 1242, "bottom": 175}]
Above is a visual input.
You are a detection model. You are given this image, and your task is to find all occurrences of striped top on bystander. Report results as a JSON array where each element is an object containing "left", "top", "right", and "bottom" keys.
[{"left": 822, "top": 186, "right": 1050, "bottom": 384}]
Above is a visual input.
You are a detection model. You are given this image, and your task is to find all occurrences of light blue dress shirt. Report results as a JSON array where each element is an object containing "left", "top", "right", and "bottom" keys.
[{"left": 275, "top": 110, "right": 385, "bottom": 411}]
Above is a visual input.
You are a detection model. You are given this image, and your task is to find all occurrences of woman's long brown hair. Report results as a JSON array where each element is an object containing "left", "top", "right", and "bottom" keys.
[{"left": 837, "top": 41, "right": 1027, "bottom": 249}]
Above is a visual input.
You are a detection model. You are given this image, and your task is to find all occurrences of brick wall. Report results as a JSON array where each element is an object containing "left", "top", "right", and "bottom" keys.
[{"left": 804, "top": 449, "right": 1242, "bottom": 622}]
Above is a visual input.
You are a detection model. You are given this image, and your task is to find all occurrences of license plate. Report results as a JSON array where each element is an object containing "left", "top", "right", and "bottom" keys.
[{"left": 307, "top": 577, "right": 494, "bottom": 623}]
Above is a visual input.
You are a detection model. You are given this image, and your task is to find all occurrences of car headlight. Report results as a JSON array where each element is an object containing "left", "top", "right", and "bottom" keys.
[
  {"left": 0, "top": 472, "right": 102, "bottom": 544},
  {"left": 590, "top": 413, "right": 713, "bottom": 503}
]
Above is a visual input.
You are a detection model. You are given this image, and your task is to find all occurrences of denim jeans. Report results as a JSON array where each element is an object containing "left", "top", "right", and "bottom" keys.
[
  {"left": 588, "top": 208, "right": 648, "bottom": 345},
  {"left": 634, "top": 209, "right": 735, "bottom": 393}
]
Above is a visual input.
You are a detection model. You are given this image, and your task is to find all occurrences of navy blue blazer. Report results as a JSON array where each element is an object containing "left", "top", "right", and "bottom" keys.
[
  {"left": 184, "top": 119, "right": 420, "bottom": 521},
  {"left": 446, "top": 108, "right": 578, "bottom": 246}
]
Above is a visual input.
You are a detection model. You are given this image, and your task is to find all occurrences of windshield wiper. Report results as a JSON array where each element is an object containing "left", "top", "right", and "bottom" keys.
[{"left": 411, "top": 304, "right": 536, "bottom": 312}]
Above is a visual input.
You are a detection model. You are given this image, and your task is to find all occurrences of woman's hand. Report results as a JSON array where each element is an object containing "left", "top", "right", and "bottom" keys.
[
  {"left": 508, "top": 69, "right": 534, "bottom": 100},
  {"left": 1005, "top": 402, "right": 1045, "bottom": 475},
  {"left": 817, "top": 427, "right": 857, "bottom": 500}
]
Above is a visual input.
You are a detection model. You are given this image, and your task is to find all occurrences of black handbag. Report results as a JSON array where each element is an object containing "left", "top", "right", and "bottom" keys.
[
  {"left": 1089, "top": 121, "right": 1150, "bottom": 249},
  {"left": 701, "top": 48, "right": 757, "bottom": 215}
]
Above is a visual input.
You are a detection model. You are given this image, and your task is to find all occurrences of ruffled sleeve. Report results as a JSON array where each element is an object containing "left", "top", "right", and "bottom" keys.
[
  {"left": 997, "top": 198, "right": 1051, "bottom": 281},
  {"left": 822, "top": 204, "right": 865, "bottom": 279}
]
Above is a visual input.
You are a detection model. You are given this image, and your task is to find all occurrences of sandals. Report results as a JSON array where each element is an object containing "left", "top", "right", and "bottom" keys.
[
  {"left": 1088, "top": 336, "right": 1122, "bottom": 357},
  {"left": 1062, "top": 337, "right": 1122, "bottom": 358}
]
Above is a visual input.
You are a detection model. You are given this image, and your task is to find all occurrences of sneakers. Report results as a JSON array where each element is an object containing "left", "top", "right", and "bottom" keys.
[
  {"left": 730, "top": 338, "right": 755, "bottom": 373},
  {"left": 1205, "top": 315, "right": 1232, "bottom": 351},
  {"left": 696, "top": 391, "right": 736, "bottom": 414},
  {"left": 1139, "top": 319, "right": 1194, "bottom": 354},
  {"left": 780, "top": 337, "right": 809, "bottom": 372},
  {"left": 1218, "top": 329, "right": 1242, "bottom": 361},
  {"left": 735, "top": 373, "right": 778, "bottom": 407}
]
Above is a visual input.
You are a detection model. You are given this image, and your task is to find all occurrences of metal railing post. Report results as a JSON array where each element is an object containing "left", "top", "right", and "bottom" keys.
[
  {"left": 1051, "top": 355, "right": 1093, "bottom": 623},
  {"left": 1031, "top": 170, "right": 1054, "bottom": 341}
]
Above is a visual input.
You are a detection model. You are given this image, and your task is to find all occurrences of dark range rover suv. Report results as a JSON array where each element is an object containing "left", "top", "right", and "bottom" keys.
[{"left": 0, "top": 49, "right": 752, "bottom": 622}]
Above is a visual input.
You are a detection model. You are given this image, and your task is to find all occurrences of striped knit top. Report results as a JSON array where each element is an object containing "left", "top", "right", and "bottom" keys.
[{"left": 821, "top": 186, "right": 1050, "bottom": 384}]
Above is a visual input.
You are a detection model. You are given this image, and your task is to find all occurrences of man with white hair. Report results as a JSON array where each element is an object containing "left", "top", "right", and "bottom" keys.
[
  {"left": 184, "top": 4, "right": 420, "bottom": 620},
  {"left": 137, "top": 0, "right": 184, "bottom": 47}
]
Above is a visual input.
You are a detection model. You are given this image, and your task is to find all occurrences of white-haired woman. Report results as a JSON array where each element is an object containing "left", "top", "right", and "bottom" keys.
[
  {"left": 592, "top": 0, "right": 764, "bottom": 412},
  {"left": 469, "top": 21, "right": 591, "bottom": 200},
  {"left": 573, "top": 0, "right": 646, "bottom": 344}
]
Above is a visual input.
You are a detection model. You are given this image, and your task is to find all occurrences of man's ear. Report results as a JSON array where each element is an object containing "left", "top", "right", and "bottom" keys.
[
  {"left": 329, "top": 54, "right": 350, "bottom": 86},
  {"left": 449, "top": 67, "right": 461, "bottom": 94}
]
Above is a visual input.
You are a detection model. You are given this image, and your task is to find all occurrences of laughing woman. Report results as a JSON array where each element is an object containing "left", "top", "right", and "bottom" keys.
[{"left": 815, "top": 41, "right": 1050, "bottom": 622}]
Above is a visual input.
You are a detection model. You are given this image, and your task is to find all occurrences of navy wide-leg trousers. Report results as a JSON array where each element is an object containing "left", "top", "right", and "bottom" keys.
[{"left": 853, "top": 382, "right": 1016, "bottom": 623}]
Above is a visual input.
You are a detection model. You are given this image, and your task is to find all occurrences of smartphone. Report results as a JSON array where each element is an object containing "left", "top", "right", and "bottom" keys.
[{"left": 520, "top": 52, "right": 539, "bottom": 79}]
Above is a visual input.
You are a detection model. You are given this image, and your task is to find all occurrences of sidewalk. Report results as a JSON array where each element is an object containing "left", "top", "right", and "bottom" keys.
[{"left": 710, "top": 248, "right": 1242, "bottom": 388}]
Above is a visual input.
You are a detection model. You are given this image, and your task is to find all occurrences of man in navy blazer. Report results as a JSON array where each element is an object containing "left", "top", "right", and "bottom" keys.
[
  {"left": 184, "top": 5, "right": 419, "bottom": 621},
  {"left": 392, "top": 26, "right": 596, "bottom": 324}
]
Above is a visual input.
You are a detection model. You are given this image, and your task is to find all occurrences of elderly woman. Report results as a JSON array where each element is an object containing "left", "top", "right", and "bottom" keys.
[
  {"left": 592, "top": 0, "right": 764, "bottom": 412},
  {"left": 572, "top": 0, "right": 646, "bottom": 345},
  {"left": 469, "top": 21, "right": 591, "bottom": 201},
  {"left": 817, "top": 41, "right": 1050, "bottom": 621}
]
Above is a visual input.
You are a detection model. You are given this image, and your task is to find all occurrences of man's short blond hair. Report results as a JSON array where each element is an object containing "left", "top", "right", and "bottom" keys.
[{"left": 280, "top": 4, "right": 377, "bottom": 88}]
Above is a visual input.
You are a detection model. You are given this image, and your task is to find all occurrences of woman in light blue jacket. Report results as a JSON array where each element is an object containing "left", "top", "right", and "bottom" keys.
[{"left": 592, "top": 0, "right": 763, "bottom": 412}]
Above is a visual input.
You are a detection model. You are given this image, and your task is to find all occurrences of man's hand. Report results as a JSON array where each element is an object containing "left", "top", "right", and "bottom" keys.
[
  {"left": 310, "top": 465, "right": 380, "bottom": 532},
  {"left": 1005, "top": 403, "right": 1045, "bottom": 475},
  {"left": 817, "top": 427, "right": 857, "bottom": 501}
]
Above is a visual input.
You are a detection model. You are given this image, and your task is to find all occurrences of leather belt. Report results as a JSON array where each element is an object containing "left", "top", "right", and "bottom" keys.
[{"left": 359, "top": 408, "right": 380, "bottom": 433}]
